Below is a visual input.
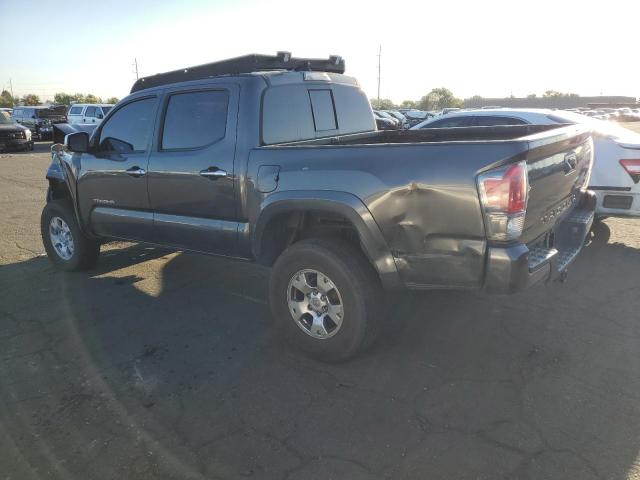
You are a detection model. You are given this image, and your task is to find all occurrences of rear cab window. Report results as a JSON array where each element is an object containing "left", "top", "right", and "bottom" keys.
[
  {"left": 69, "top": 106, "right": 83, "bottom": 115},
  {"left": 261, "top": 82, "right": 374, "bottom": 145}
]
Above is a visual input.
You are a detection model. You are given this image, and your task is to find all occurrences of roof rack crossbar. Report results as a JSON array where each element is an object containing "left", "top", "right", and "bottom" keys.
[{"left": 130, "top": 52, "right": 345, "bottom": 93}]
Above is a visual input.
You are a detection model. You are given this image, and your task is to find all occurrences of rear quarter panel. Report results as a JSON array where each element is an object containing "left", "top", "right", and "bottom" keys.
[{"left": 248, "top": 140, "right": 530, "bottom": 288}]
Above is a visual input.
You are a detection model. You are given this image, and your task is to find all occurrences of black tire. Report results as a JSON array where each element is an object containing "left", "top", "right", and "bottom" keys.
[
  {"left": 41, "top": 199, "right": 100, "bottom": 271},
  {"left": 269, "top": 238, "right": 384, "bottom": 362}
]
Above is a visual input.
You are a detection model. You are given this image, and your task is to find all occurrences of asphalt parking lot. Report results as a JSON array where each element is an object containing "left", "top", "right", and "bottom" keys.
[{"left": 1, "top": 139, "right": 640, "bottom": 479}]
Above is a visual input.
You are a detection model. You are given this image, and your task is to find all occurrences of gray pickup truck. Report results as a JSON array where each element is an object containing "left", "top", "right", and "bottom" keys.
[{"left": 43, "top": 53, "right": 596, "bottom": 361}]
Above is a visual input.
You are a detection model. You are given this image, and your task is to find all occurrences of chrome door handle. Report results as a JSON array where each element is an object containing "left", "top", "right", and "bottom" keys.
[
  {"left": 200, "top": 168, "right": 227, "bottom": 179},
  {"left": 126, "top": 166, "right": 146, "bottom": 177}
]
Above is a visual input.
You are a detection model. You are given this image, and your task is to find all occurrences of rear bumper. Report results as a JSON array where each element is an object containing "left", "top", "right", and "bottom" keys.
[
  {"left": 592, "top": 189, "right": 640, "bottom": 218},
  {"left": 484, "top": 190, "right": 596, "bottom": 294}
]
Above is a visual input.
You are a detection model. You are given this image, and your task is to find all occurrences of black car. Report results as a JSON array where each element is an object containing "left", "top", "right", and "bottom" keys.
[
  {"left": 0, "top": 111, "right": 33, "bottom": 151},
  {"left": 11, "top": 105, "right": 67, "bottom": 140}
]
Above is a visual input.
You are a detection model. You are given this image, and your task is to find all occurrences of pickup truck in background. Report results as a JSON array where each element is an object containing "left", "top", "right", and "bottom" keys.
[{"left": 42, "top": 53, "right": 596, "bottom": 361}]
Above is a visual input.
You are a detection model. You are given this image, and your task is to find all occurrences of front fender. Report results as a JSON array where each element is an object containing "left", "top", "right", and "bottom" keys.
[
  {"left": 253, "top": 190, "right": 401, "bottom": 289},
  {"left": 47, "top": 144, "right": 91, "bottom": 236}
]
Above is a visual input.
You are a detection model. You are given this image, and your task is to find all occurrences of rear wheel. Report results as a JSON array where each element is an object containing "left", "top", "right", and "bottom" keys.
[
  {"left": 41, "top": 200, "right": 100, "bottom": 271},
  {"left": 269, "top": 238, "right": 384, "bottom": 362}
]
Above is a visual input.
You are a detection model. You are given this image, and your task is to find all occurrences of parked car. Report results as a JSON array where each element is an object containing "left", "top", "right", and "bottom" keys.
[
  {"left": 412, "top": 108, "right": 640, "bottom": 219},
  {"left": 373, "top": 110, "right": 401, "bottom": 129},
  {"left": 42, "top": 52, "right": 595, "bottom": 361},
  {"left": 67, "top": 104, "right": 115, "bottom": 125},
  {"left": 613, "top": 108, "right": 640, "bottom": 122},
  {"left": 0, "top": 107, "right": 13, "bottom": 115},
  {"left": 403, "top": 110, "right": 435, "bottom": 127},
  {"left": 373, "top": 110, "right": 399, "bottom": 130},
  {"left": 383, "top": 110, "right": 409, "bottom": 128},
  {"left": 0, "top": 110, "right": 33, "bottom": 151},
  {"left": 12, "top": 105, "right": 67, "bottom": 140}
]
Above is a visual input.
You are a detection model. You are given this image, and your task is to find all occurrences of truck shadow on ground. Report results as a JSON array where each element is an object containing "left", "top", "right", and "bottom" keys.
[{"left": 1, "top": 222, "right": 640, "bottom": 479}]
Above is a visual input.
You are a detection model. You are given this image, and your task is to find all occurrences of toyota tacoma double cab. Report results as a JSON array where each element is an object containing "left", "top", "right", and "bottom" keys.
[{"left": 42, "top": 52, "right": 596, "bottom": 361}]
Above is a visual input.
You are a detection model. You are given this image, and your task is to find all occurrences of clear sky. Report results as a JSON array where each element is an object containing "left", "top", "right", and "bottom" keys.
[{"left": 1, "top": 0, "right": 638, "bottom": 103}]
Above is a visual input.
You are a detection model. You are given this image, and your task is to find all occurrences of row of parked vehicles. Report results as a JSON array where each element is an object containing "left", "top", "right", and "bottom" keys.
[
  {"left": 568, "top": 107, "right": 640, "bottom": 122},
  {"left": 0, "top": 103, "right": 115, "bottom": 151}
]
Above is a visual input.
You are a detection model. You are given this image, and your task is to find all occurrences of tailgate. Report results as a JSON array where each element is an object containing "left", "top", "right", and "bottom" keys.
[{"left": 521, "top": 125, "right": 592, "bottom": 244}]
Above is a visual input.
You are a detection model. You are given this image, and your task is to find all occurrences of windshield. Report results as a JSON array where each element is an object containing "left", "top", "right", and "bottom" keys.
[
  {"left": 548, "top": 111, "right": 640, "bottom": 141},
  {"left": 0, "top": 111, "right": 15, "bottom": 124}
]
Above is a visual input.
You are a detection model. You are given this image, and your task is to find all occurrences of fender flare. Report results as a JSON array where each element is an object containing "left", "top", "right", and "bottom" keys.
[
  {"left": 253, "top": 190, "right": 401, "bottom": 289},
  {"left": 46, "top": 145, "right": 93, "bottom": 238}
]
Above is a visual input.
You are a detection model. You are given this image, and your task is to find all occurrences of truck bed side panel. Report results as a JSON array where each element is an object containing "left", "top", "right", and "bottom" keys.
[{"left": 248, "top": 141, "right": 529, "bottom": 288}]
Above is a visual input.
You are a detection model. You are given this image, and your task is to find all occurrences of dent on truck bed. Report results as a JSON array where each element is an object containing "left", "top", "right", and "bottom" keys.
[{"left": 365, "top": 181, "right": 486, "bottom": 288}]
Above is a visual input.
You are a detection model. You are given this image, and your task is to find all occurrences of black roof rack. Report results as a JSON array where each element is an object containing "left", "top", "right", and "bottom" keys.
[{"left": 130, "top": 51, "right": 345, "bottom": 93}]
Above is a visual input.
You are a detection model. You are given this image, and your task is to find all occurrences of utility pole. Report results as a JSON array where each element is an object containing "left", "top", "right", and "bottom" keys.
[
  {"left": 9, "top": 78, "right": 14, "bottom": 101},
  {"left": 377, "top": 46, "right": 381, "bottom": 100},
  {"left": 133, "top": 58, "right": 139, "bottom": 80}
]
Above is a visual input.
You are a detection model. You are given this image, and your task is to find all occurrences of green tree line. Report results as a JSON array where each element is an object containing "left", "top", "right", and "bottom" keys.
[
  {"left": 371, "top": 88, "right": 581, "bottom": 111},
  {"left": 0, "top": 90, "right": 119, "bottom": 108}
]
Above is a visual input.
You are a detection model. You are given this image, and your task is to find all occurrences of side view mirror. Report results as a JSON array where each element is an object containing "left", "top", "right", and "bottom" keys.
[
  {"left": 97, "top": 113, "right": 104, "bottom": 119},
  {"left": 65, "top": 132, "right": 90, "bottom": 153},
  {"left": 31, "top": 115, "right": 36, "bottom": 119}
]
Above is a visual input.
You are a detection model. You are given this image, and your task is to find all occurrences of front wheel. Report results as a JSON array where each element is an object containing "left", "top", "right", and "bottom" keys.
[
  {"left": 41, "top": 199, "right": 100, "bottom": 271},
  {"left": 269, "top": 238, "right": 384, "bottom": 362}
]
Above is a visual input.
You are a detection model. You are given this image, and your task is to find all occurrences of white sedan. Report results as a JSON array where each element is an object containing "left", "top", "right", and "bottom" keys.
[{"left": 412, "top": 109, "right": 640, "bottom": 219}]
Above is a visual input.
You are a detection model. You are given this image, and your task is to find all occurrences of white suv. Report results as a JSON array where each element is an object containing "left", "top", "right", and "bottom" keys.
[{"left": 67, "top": 104, "right": 114, "bottom": 125}]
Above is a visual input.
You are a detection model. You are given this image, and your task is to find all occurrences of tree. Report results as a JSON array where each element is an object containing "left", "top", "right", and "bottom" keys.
[
  {"left": 0, "top": 90, "right": 13, "bottom": 108},
  {"left": 468, "top": 95, "right": 483, "bottom": 101},
  {"left": 400, "top": 100, "right": 417, "bottom": 109},
  {"left": 416, "top": 88, "right": 462, "bottom": 111},
  {"left": 84, "top": 94, "right": 102, "bottom": 104},
  {"left": 370, "top": 98, "right": 396, "bottom": 110},
  {"left": 54, "top": 92, "right": 75, "bottom": 105},
  {"left": 105, "top": 97, "right": 119, "bottom": 104},
  {"left": 21, "top": 94, "right": 41, "bottom": 106},
  {"left": 527, "top": 93, "right": 537, "bottom": 99}
]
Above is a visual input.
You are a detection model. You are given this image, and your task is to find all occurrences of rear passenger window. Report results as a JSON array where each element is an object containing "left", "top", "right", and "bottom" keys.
[
  {"left": 309, "top": 90, "right": 337, "bottom": 131},
  {"left": 99, "top": 97, "right": 156, "bottom": 154},
  {"left": 85, "top": 106, "right": 97, "bottom": 118},
  {"left": 473, "top": 116, "right": 527, "bottom": 126},
  {"left": 161, "top": 90, "right": 228, "bottom": 150},
  {"left": 69, "top": 106, "right": 83, "bottom": 115},
  {"left": 421, "top": 117, "right": 470, "bottom": 128}
]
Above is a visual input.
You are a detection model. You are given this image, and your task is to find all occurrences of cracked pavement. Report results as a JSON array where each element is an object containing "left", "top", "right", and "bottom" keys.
[{"left": 1, "top": 142, "right": 640, "bottom": 479}]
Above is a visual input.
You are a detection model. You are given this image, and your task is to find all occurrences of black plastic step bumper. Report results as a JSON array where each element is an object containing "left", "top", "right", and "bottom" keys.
[{"left": 484, "top": 191, "right": 596, "bottom": 294}]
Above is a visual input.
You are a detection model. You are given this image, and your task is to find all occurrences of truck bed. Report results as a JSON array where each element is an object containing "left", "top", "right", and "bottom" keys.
[{"left": 250, "top": 124, "right": 592, "bottom": 289}]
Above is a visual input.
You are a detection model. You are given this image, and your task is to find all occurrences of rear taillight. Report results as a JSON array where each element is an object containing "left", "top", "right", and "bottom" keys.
[
  {"left": 620, "top": 159, "right": 640, "bottom": 184},
  {"left": 478, "top": 161, "right": 529, "bottom": 241}
]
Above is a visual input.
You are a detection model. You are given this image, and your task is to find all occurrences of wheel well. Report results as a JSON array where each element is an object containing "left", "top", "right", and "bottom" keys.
[
  {"left": 258, "top": 210, "right": 366, "bottom": 267},
  {"left": 47, "top": 179, "right": 72, "bottom": 202}
]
